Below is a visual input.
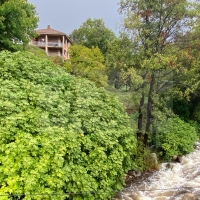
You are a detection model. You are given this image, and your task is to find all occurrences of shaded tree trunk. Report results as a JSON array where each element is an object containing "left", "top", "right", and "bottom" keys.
[
  {"left": 137, "top": 91, "right": 145, "bottom": 140},
  {"left": 137, "top": 74, "right": 147, "bottom": 141},
  {"left": 144, "top": 73, "right": 155, "bottom": 146}
]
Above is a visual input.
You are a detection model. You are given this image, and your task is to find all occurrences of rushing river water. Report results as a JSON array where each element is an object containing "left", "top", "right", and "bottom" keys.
[{"left": 113, "top": 142, "right": 200, "bottom": 200}]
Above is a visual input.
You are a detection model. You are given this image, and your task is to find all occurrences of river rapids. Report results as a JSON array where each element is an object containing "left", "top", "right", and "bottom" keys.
[{"left": 113, "top": 142, "right": 200, "bottom": 200}]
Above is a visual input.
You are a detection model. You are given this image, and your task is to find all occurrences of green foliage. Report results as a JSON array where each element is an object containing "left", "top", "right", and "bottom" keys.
[
  {"left": 24, "top": 45, "right": 48, "bottom": 59},
  {"left": 25, "top": 45, "right": 64, "bottom": 67},
  {"left": 65, "top": 45, "right": 107, "bottom": 87},
  {"left": 0, "top": 51, "right": 137, "bottom": 200},
  {"left": 69, "top": 18, "right": 116, "bottom": 56},
  {"left": 0, "top": 0, "right": 38, "bottom": 51},
  {"left": 119, "top": 0, "right": 194, "bottom": 55},
  {"left": 190, "top": 102, "right": 200, "bottom": 136},
  {"left": 170, "top": 97, "right": 193, "bottom": 122},
  {"left": 171, "top": 46, "right": 200, "bottom": 100},
  {"left": 105, "top": 35, "right": 143, "bottom": 90},
  {"left": 192, "top": 102, "right": 200, "bottom": 123},
  {"left": 50, "top": 55, "right": 64, "bottom": 67},
  {"left": 117, "top": 0, "right": 198, "bottom": 146},
  {"left": 188, "top": 120, "right": 200, "bottom": 137},
  {"left": 131, "top": 143, "right": 159, "bottom": 171},
  {"left": 155, "top": 117, "right": 198, "bottom": 160}
]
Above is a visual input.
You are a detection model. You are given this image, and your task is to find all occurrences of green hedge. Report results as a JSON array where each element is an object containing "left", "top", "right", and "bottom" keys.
[
  {"left": 155, "top": 117, "right": 198, "bottom": 160},
  {"left": 0, "top": 51, "right": 137, "bottom": 200}
]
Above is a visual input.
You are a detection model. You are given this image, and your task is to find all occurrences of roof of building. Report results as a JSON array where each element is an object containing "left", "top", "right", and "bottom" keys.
[
  {"left": 36, "top": 25, "right": 72, "bottom": 43},
  {"left": 36, "top": 25, "right": 67, "bottom": 35}
]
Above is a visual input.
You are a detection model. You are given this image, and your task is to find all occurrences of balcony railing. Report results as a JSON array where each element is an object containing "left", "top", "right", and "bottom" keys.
[
  {"left": 48, "top": 42, "right": 62, "bottom": 47},
  {"left": 31, "top": 41, "right": 63, "bottom": 47}
]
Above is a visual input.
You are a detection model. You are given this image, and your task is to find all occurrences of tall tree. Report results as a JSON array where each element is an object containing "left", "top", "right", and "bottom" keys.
[
  {"left": 171, "top": 26, "right": 200, "bottom": 123},
  {"left": 119, "top": 0, "right": 197, "bottom": 145},
  {"left": 105, "top": 34, "right": 141, "bottom": 91},
  {"left": 65, "top": 45, "right": 108, "bottom": 87},
  {"left": 69, "top": 18, "right": 116, "bottom": 56},
  {"left": 0, "top": 0, "right": 38, "bottom": 51}
]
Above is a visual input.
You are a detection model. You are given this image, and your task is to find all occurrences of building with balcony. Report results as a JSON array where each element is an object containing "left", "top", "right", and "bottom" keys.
[{"left": 31, "top": 25, "right": 72, "bottom": 61}]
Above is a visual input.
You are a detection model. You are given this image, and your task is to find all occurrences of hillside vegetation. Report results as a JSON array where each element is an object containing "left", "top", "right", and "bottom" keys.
[{"left": 0, "top": 51, "right": 137, "bottom": 200}]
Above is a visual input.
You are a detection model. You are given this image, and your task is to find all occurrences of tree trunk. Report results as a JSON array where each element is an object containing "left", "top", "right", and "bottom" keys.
[
  {"left": 137, "top": 92, "right": 144, "bottom": 140},
  {"left": 144, "top": 73, "right": 155, "bottom": 146},
  {"left": 137, "top": 74, "right": 146, "bottom": 141}
]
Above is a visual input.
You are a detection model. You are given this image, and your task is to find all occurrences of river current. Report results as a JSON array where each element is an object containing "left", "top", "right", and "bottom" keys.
[{"left": 113, "top": 142, "right": 200, "bottom": 200}]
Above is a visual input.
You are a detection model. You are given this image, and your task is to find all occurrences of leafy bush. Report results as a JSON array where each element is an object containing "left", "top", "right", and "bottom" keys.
[
  {"left": 192, "top": 102, "right": 200, "bottom": 123},
  {"left": 155, "top": 117, "right": 198, "bottom": 160},
  {"left": 24, "top": 45, "right": 49, "bottom": 59},
  {"left": 170, "top": 97, "right": 192, "bottom": 121},
  {"left": 0, "top": 51, "right": 137, "bottom": 200},
  {"left": 65, "top": 45, "right": 107, "bottom": 87},
  {"left": 189, "top": 120, "right": 200, "bottom": 137},
  {"left": 131, "top": 143, "right": 159, "bottom": 171}
]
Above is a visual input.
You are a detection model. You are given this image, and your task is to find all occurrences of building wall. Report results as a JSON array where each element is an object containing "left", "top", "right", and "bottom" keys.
[
  {"left": 48, "top": 36, "right": 62, "bottom": 43},
  {"left": 48, "top": 48, "right": 62, "bottom": 57},
  {"left": 31, "top": 33, "right": 71, "bottom": 60}
]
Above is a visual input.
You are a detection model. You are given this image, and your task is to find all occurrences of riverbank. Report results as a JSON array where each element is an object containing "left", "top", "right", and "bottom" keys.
[{"left": 113, "top": 142, "right": 200, "bottom": 200}]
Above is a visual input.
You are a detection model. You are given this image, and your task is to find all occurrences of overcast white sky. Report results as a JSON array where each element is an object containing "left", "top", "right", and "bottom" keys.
[{"left": 28, "top": 0, "right": 122, "bottom": 35}]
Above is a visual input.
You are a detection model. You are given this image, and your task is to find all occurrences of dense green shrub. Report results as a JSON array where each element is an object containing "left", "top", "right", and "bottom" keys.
[
  {"left": 0, "top": 51, "right": 137, "bottom": 200},
  {"left": 171, "top": 97, "right": 192, "bottom": 121},
  {"left": 131, "top": 143, "right": 159, "bottom": 171},
  {"left": 189, "top": 120, "right": 200, "bottom": 136},
  {"left": 192, "top": 102, "right": 200, "bottom": 123},
  {"left": 155, "top": 117, "right": 198, "bottom": 160}
]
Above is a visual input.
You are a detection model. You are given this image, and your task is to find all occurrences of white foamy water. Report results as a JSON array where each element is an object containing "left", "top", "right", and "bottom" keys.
[{"left": 113, "top": 142, "right": 200, "bottom": 200}]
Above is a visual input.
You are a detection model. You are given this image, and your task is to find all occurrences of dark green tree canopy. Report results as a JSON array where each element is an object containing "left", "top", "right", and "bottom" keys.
[
  {"left": 105, "top": 34, "right": 138, "bottom": 89},
  {"left": 69, "top": 18, "right": 116, "bottom": 55},
  {"left": 0, "top": 0, "right": 38, "bottom": 51}
]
